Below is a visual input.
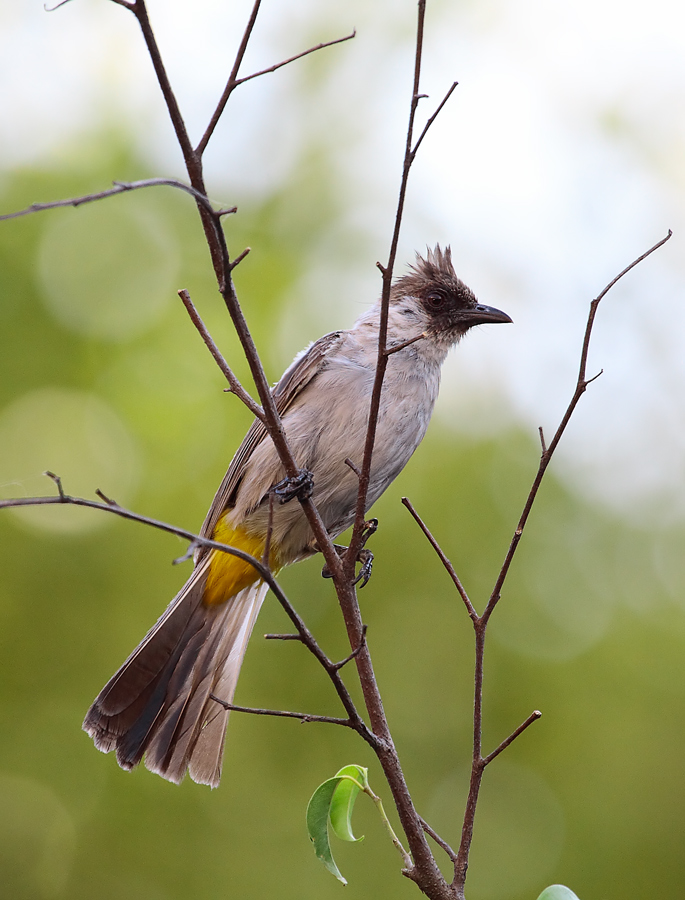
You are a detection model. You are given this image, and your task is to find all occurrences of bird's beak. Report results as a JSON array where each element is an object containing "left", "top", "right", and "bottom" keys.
[{"left": 458, "top": 304, "right": 513, "bottom": 326}]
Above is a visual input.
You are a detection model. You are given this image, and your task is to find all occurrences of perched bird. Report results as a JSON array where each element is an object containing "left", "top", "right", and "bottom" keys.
[{"left": 83, "top": 246, "right": 511, "bottom": 787}]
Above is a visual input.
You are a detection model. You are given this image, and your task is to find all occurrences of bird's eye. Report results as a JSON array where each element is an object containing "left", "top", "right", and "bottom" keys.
[{"left": 426, "top": 291, "right": 446, "bottom": 310}]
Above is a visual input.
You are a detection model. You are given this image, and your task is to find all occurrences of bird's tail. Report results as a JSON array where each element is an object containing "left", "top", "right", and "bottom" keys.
[{"left": 82, "top": 552, "right": 267, "bottom": 787}]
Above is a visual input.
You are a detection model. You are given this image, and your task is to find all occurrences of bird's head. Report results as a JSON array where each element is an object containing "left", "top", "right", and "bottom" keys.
[{"left": 391, "top": 245, "right": 512, "bottom": 345}]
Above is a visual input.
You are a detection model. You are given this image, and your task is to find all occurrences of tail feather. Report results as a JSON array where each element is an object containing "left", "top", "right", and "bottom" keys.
[{"left": 83, "top": 561, "right": 267, "bottom": 787}]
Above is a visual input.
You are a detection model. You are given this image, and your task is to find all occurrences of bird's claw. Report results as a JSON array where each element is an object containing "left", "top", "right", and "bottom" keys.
[
  {"left": 352, "top": 548, "right": 373, "bottom": 588},
  {"left": 272, "top": 468, "right": 314, "bottom": 504},
  {"left": 320, "top": 519, "right": 378, "bottom": 588}
]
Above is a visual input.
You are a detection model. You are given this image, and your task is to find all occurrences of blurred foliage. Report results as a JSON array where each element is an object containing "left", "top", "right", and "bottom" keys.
[{"left": 1, "top": 144, "right": 685, "bottom": 900}]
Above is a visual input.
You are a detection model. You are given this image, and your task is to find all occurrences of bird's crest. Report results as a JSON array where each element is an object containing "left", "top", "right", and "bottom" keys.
[{"left": 392, "top": 245, "right": 470, "bottom": 301}]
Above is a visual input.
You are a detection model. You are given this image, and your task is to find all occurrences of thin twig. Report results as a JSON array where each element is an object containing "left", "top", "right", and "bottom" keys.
[
  {"left": 208, "top": 695, "right": 353, "bottom": 727},
  {"left": 452, "top": 230, "right": 673, "bottom": 897},
  {"left": 384, "top": 332, "right": 427, "bottom": 356},
  {"left": 332, "top": 624, "right": 368, "bottom": 671},
  {"left": 418, "top": 816, "right": 458, "bottom": 864},
  {"left": 538, "top": 426, "right": 547, "bottom": 454},
  {"left": 197, "top": 27, "right": 356, "bottom": 156},
  {"left": 263, "top": 633, "right": 303, "bottom": 641},
  {"left": 196, "top": 0, "right": 263, "bottom": 156},
  {"left": 178, "top": 289, "right": 265, "bottom": 421},
  {"left": 401, "top": 497, "right": 476, "bottom": 619},
  {"left": 263, "top": 492, "right": 275, "bottom": 567},
  {"left": 483, "top": 229, "right": 672, "bottom": 623},
  {"left": 410, "top": 81, "right": 458, "bottom": 161},
  {"left": 483, "top": 711, "right": 542, "bottom": 766},
  {"left": 0, "top": 178, "right": 229, "bottom": 222},
  {"left": 228, "top": 246, "right": 251, "bottom": 271}
]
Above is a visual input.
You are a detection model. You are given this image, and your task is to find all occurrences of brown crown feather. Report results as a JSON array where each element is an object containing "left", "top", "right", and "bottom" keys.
[{"left": 391, "top": 244, "right": 475, "bottom": 305}]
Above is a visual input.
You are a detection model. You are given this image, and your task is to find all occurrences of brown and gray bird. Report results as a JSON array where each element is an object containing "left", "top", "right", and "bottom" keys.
[{"left": 83, "top": 246, "right": 511, "bottom": 787}]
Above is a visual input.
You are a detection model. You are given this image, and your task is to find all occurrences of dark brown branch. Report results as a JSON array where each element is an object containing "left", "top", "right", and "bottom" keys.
[
  {"left": 419, "top": 816, "right": 458, "bottom": 864},
  {"left": 197, "top": 26, "right": 356, "bottom": 156},
  {"left": 0, "top": 178, "right": 230, "bottom": 222},
  {"left": 263, "top": 633, "right": 303, "bottom": 641},
  {"left": 0, "top": 476, "right": 373, "bottom": 747},
  {"left": 177, "top": 289, "right": 264, "bottom": 421},
  {"left": 208, "top": 695, "right": 353, "bottom": 728},
  {"left": 482, "top": 229, "right": 672, "bottom": 624},
  {"left": 410, "top": 81, "right": 458, "bottom": 161},
  {"left": 401, "top": 497, "right": 476, "bottom": 619},
  {"left": 262, "top": 492, "right": 275, "bottom": 567},
  {"left": 332, "top": 624, "right": 368, "bottom": 671},
  {"left": 196, "top": 0, "right": 263, "bottom": 156},
  {"left": 483, "top": 710, "right": 542, "bottom": 766},
  {"left": 452, "top": 230, "right": 672, "bottom": 898},
  {"left": 228, "top": 247, "right": 251, "bottom": 271},
  {"left": 384, "top": 332, "right": 427, "bottom": 357}
]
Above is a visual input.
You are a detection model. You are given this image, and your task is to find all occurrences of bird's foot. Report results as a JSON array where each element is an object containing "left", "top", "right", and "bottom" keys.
[
  {"left": 272, "top": 468, "right": 314, "bottom": 504},
  {"left": 320, "top": 518, "right": 378, "bottom": 588}
]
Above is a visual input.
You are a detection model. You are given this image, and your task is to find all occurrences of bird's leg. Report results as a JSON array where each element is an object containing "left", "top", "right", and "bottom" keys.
[
  {"left": 320, "top": 518, "right": 378, "bottom": 588},
  {"left": 271, "top": 468, "right": 314, "bottom": 504}
]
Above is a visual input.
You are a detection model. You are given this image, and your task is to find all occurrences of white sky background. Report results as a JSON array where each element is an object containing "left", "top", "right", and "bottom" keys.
[{"left": 2, "top": 0, "right": 685, "bottom": 523}]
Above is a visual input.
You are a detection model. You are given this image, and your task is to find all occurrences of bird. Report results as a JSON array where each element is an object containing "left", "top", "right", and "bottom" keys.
[{"left": 83, "top": 246, "right": 511, "bottom": 787}]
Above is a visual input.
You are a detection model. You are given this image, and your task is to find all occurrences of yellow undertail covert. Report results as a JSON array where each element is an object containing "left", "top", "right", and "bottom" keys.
[{"left": 203, "top": 516, "right": 280, "bottom": 606}]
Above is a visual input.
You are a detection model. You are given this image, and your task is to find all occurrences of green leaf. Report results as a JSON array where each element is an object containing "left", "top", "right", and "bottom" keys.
[
  {"left": 329, "top": 765, "right": 368, "bottom": 843},
  {"left": 306, "top": 777, "right": 348, "bottom": 884},
  {"left": 536, "top": 886, "right": 581, "bottom": 900},
  {"left": 306, "top": 765, "right": 370, "bottom": 884}
]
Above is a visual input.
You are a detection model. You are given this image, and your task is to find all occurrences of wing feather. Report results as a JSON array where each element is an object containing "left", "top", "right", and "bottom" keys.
[{"left": 197, "top": 330, "right": 345, "bottom": 551}]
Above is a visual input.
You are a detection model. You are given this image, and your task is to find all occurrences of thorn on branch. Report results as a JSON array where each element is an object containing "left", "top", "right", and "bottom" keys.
[
  {"left": 586, "top": 368, "right": 604, "bottom": 386},
  {"left": 376, "top": 261, "right": 387, "bottom": 275},
  {"left": 44, "top": 471, "right": 65, "bottom": 500},
  {"left": 216, "top": 206, "right": 238, "bottom": 217}
]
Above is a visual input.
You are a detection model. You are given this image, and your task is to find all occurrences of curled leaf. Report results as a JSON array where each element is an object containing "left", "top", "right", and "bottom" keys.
[
  {"left": 330, "top": 765, "right": 368, "bottom": 843},
  {"left": 536, "top": 886, "right": 581, "bottom": 900},
  {"left": 306, "top": 764, "right": 370, "bottom": 884}
]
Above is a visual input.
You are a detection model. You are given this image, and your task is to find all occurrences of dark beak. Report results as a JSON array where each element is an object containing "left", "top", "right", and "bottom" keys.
[{"left": 458, "top": 304, "right": 513, "bottom": 326}]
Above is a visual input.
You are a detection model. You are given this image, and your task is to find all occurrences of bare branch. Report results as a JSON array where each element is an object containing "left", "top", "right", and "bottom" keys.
[
  {"left": 208, "top": 695, "right": 353, "bottom": 728},
  {"left": 538, "top": 426, "right": 547, "bottom": 454},
  {"left": 262, "top": 492, "right": 275, "bottom": 567},
  {"left": 483, "top": 710, "right": 542, "bottom": 766},
  {"left": 228, "top": 246, "right": 251, "bottom": 271},
  {"left": 418, "top": 816, "right": 458, "bottom": 864},
  {"left": 197, "top": 25, "right": 356, "bottom": 156},
  {"left": 401, "top": 497, "right": 476, "bottom": 619},
  {"left": 483, "top": 229, "right": 672, "bottom": 623},
  {"left": 263, "top": 633, "right": 303, "bottom": 641},
  {"left": 384, "top": 332, "right": 427, "bottom": 357},
  {"left": 410, "top": 81, "right": 458, "bottom": 160},
  {"left": 0, "top": 178, "right": 230, "bottom": 223},
  {"left": 177, "top": 289, "right": 265, "bottom": 421},
  {"left": 332, "top": 624, "right": 368, "bottom": 671}
]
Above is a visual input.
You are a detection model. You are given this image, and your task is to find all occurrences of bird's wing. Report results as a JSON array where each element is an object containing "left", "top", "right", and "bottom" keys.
[{"left": 197, "top": 330, "right": 346, "bottom": 548}]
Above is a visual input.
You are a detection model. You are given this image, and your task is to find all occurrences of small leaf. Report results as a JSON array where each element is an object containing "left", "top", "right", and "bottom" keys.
[
  {"left": 306, "top": 777, "right": 348, "bottom": 884},
  {"left": 536, "top": 886, "right": 581, "bottom": 900},
  {"left": 330, "top": 765, "right": 368, "bottom": 843}
]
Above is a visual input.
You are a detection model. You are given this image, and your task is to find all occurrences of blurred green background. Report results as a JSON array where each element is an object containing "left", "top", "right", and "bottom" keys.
[{"left": 2, "top": 2, "right": 685, "bottom": 900}]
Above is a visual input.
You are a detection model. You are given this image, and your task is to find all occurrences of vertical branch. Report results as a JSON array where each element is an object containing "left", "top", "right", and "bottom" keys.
[{"left": 347, "top": 0, "right": 428, "bottom": 563}]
